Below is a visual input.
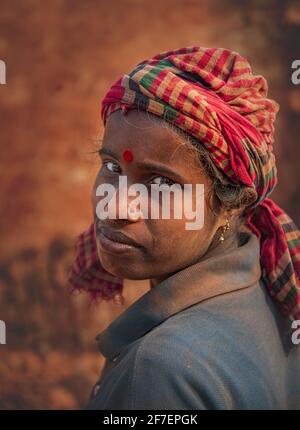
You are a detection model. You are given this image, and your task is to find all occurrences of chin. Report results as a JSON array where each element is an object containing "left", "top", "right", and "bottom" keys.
[{"left": 97, "top": 249, "right": 149, "bottom": 280}]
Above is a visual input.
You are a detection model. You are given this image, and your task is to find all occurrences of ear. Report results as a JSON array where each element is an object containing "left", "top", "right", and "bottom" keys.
[
  {"left": 218, "top": 208, "right": 241, "bottom": 229},
  {"left": 228, "top": 207, "right": 243, "bottom": 219}
]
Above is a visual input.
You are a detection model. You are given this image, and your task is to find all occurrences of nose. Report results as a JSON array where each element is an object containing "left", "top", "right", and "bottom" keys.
[
  {"left": 93, "top": 178, "right": 144, "bottom": 223},
  {"left": 115, "top": 185, "right": 143, "bottom": 222}
]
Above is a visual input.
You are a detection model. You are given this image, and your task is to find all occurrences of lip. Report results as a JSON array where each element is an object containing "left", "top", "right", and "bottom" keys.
[{"left": 96, "top": 224, "right": 143, "bottom": 254}]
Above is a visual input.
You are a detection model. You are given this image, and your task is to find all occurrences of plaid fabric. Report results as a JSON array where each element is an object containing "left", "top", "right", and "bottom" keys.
[
  {"left": 68, "top": 223, "right": 124, "bottom": 306},
  {"left": 68, "top": 46, "right": 300, "bottom": 321}
]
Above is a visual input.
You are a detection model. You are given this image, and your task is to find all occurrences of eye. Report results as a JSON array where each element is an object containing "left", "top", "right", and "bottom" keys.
[
  {"left": 102, "top": 160, "right": 121, "bottom": 174},
  {"left": 150, "top": 176, "right": 176, "bottom": 187}
]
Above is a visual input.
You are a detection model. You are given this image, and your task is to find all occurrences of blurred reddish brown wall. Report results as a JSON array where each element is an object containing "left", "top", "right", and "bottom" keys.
[{"left": 0, "top": 0, "right": 299, "bottom": 409}]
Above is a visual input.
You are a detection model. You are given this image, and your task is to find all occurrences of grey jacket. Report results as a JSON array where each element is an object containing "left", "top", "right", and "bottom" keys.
[{"left": 85, "top": 230, "right": 300, "bottom": 410}]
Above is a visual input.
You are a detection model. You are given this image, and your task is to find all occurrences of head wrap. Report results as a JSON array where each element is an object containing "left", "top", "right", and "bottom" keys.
[{"left": 68, "top": 46, "right": 300, "bottom": 322}]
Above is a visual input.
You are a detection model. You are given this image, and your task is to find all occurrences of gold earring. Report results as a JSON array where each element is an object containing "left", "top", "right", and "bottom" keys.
[{"left": 219, "top": 218, "right": 230, "bottom": 244}]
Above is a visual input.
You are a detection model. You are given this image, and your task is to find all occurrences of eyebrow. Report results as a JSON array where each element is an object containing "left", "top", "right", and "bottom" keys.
[
  {"left": 99, "top": 147, "right": 120, "bottom": 160},
  {"left": 98, "top": 147, "right": 187, "bottom": 183}
]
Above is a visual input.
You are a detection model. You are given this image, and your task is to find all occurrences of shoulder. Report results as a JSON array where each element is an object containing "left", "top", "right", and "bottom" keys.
[
  {"left": 132, "top": 281, "right": 285, "bottom": 409},
  {"left": 132, "top": 328, "right": 217, "bottom": 409},
  {"left": 131, "top": 312, "right": 240, "bottom": 409},
  {"left": 139, "top": 280, "right": 272, "bottom": 356}
]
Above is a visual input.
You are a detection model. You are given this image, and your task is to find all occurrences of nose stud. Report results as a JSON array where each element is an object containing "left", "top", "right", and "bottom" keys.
[{"left": 122, "top": 149, "right": 133, "bottom": 162}]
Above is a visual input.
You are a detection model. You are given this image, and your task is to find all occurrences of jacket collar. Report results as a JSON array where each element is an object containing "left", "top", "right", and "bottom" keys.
[{"left": 96, "top": 230, "right": 261, "bottom": 361}]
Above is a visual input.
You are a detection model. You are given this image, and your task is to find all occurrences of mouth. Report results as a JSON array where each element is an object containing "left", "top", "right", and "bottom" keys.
[{"left": 96, "top": 223, "right": 143, "bottom": 254}]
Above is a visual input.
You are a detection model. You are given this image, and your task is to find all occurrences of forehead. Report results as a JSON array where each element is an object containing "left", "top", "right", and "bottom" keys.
[{"left": 102, "top": 109, "right": 200, "bottom": 170}]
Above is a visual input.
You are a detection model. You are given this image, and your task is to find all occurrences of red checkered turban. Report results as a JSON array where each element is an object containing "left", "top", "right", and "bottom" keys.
[{"left": 68, "top": 47, "right": 300, "bottom": 321}]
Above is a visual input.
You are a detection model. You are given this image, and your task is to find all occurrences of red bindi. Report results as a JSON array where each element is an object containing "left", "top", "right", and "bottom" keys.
[{"left": 122, "top": 149, "right": 133, "bottom": 162}]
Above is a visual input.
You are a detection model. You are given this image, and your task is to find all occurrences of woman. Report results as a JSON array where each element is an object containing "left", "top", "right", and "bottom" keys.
[{"left": 69, "top": 47, "right": 300, "bottom": 409}]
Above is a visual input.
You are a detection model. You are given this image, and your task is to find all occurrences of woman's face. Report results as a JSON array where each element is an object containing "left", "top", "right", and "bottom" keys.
[{"left": 92, "top": 109, "right": 228, "bottom": 285}]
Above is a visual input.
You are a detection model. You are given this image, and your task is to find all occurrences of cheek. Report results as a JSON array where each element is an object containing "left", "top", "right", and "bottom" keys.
[
  {"left": 148, "top": 218, "right": 203, "bottom": 255},
  {"left": 92, "top": 173, "right": 117, "bottom": 214},
  {"left": 147, "top": 196, "right": 217, "bottom": 259},
  {"left": 91, "top": 170, "right": 103, "bottom": 208}
]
